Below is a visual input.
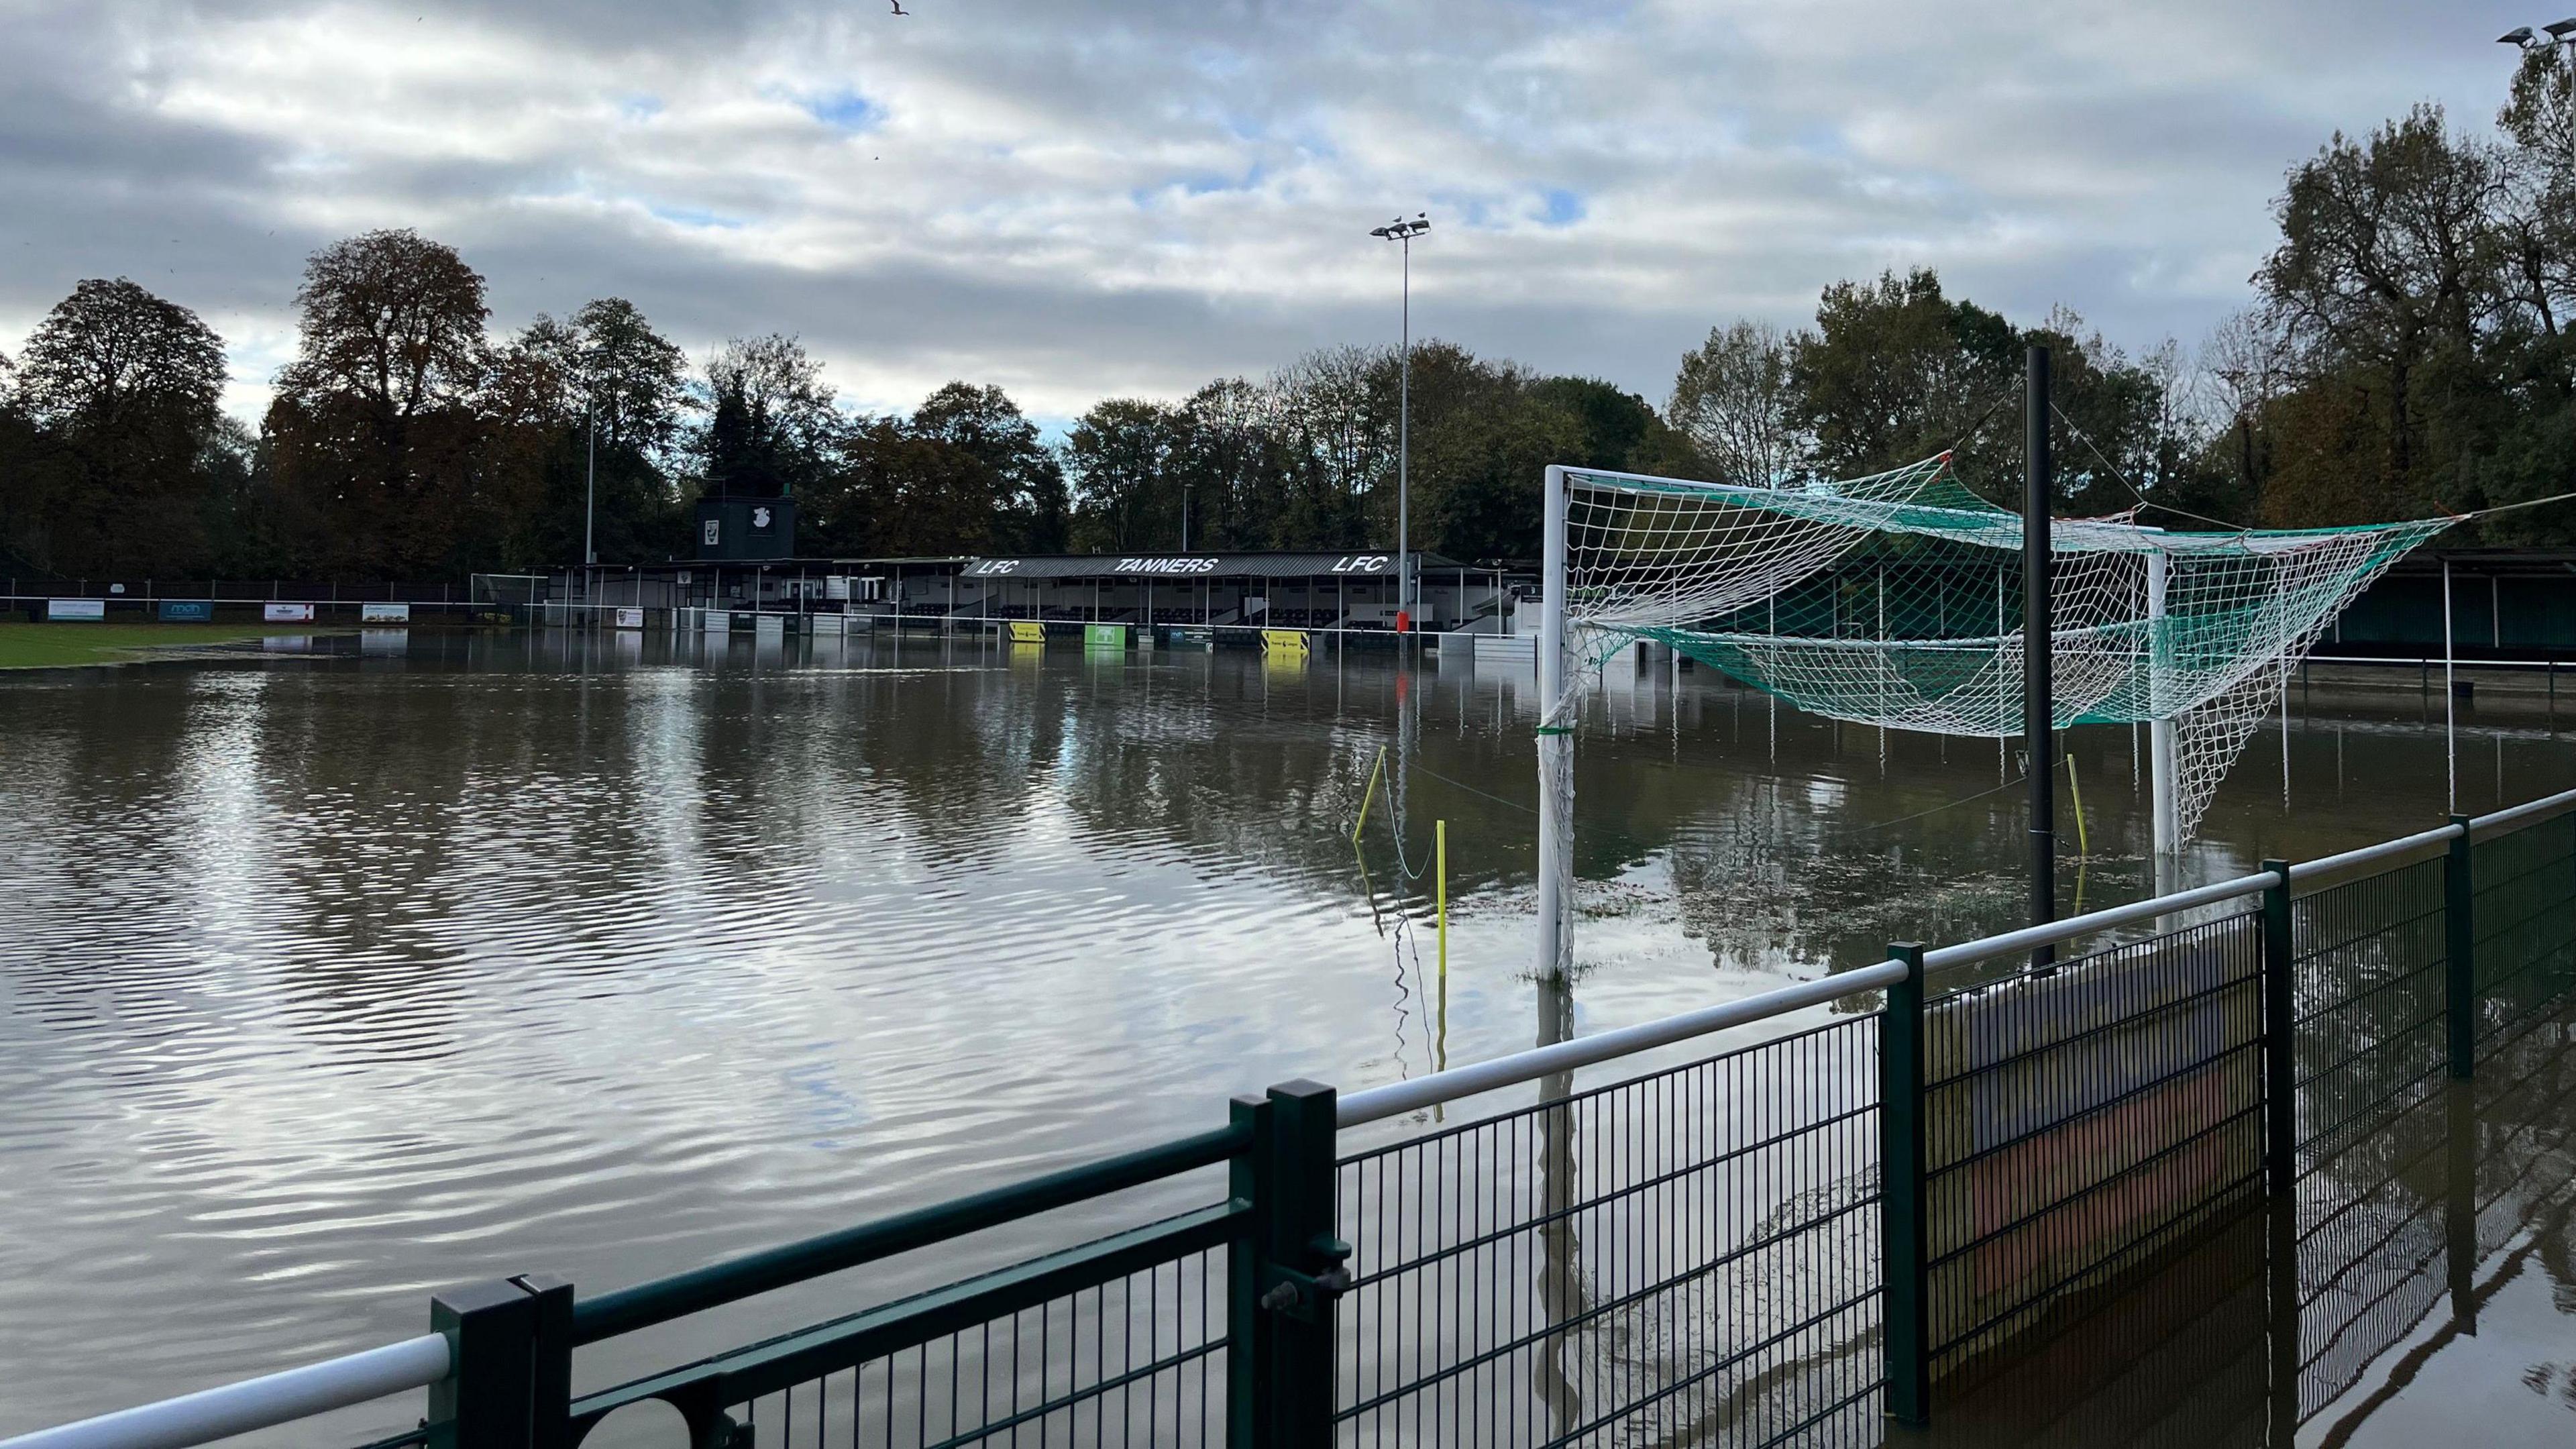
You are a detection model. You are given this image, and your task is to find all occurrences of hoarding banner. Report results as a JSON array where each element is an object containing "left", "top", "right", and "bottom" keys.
[
  {"left": 614, "top": 607, "right": 645, "bottom": 629},
  {"left": 46, "top": 598, "right": 105, "bottom": 621},
  {"left": 264, "top": 603, "right": 316, "bottom": 623},
  {"left": 156, "top": 600, "right": 213, "bottom": 622},
  {"left": 360, "top": 602, "right": 411, "bottom": 623}
]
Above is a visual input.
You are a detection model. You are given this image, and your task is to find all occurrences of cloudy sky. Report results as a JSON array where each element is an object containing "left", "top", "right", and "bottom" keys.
[{"left": 0, "top": 0, "right": 2548, "bottom": 427}]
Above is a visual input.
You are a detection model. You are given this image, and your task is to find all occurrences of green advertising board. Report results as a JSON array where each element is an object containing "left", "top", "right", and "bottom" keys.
[{"left": 1083, "top": 624, "right": 1127, "bottom": 650}]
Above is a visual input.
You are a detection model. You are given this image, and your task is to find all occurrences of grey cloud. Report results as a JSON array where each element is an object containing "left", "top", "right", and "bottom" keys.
[{"left": 0, "top": 0, "right": 2548, "bottom": 424}]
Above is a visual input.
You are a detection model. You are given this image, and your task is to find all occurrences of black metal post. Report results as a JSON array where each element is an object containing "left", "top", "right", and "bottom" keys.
[
  {"left": 1226, "top": 1093, "right": 1269, "bottom": 1449},
  {"left": 1242, "top": 1080, "right": 1346, "bottom": 1449},
  {"left": 2445, "top": 816, "right": 2476, "bottom": 1079},
  {"left": 2025, "top": 345, "right": 2056, "bottom": 971},
  {"left": 2445, "top": 1079, "right": 2478, "bottom": 1330},
  {"left": 1879, "top": 943, "right": 1932, "bottom": 1426},
  {"left": 2259, "top": 860, "right": 2298, "bottom": 1199},
  {"left": 427, "top": 1275, "right": 573, "bottom": 1449}
]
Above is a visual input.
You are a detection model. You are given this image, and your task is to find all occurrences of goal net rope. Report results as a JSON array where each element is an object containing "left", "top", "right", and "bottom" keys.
[{"left": 1534, "top": 453, "right": 2450, "bottom": 977}]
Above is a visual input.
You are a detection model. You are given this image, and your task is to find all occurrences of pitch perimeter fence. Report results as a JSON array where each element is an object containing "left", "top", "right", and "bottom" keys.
[{"left": 10, "top": 792, "right": 2576, "bottom": 1449}]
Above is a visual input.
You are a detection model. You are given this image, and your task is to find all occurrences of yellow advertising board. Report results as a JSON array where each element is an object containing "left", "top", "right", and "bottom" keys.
[
  {"left": 1260, "top": 629, "right": 1310, "bottom": 655},
  {"left": 1005, "top": 621, "right": 1046, "bottom": 644}
]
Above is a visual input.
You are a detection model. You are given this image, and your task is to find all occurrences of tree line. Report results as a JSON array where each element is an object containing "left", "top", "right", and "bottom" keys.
[{"left": 1, "top": 52, "right": 2569, "bottom": 582}]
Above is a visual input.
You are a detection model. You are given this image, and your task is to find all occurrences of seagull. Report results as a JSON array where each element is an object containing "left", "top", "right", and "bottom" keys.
[{"left": 890, "top": 0, "right": 906, "bottom": 12}]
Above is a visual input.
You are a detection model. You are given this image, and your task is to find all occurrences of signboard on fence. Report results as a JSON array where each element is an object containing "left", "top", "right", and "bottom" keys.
[
  {"left": 614, "top": 607, "right": 645, "bottom": 630},
  {"left": 1006, "top": 621, "right": 1046, "bottom": 644},
  {"left": 1929, "top": 932, "right": 2261, "bottom": 1366},
  {"left": 1083, "top": 623, "right": 1126, "bottom": 650},
  {"left": 1261, "top": 629, "right": 1311, "bottom": 655},
  {"left": 46, "top": 599, "right": 105, "bottom": 621},
  {"left": 156, "top": 600, "right": 213, "bottom": 623},
  {"left": 360, "top": 602, "right": 411, "bottom": 624},
  {"left": 264, "top": 603, "right": 316, "bottom": 623}
]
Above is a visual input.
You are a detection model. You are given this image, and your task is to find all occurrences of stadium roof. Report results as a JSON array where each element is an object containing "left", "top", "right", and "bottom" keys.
[{"left": 953, "top": 551, "right": 1468, "bottom": 580}]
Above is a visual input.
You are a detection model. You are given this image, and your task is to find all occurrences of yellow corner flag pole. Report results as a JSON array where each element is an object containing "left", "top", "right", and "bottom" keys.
[
  {"left": 1436, "top": 818, "right": 1449, "bottom": 984},
  {"left": 1352, "top": 745, "right": 1387, "bottom": 843},
  {"left": 2065, "top": 753, "right": 2090, "bottom": 857},
  {"left": 1436, "top": 818, "right": 1450, "bottom": 1086}
]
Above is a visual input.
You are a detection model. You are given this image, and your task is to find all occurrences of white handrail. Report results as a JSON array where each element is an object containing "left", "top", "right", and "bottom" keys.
[
  {"left": 0, "top": 1334, "right": 451, "bottom": 1449},
  {"left": 2469, "top": 785, "right": 2576, "bottom": 838},
  {"left": 1336, "top": 960, "right": 1909, "bottom": 1126},
  {"left": 1919, "top": 871, "right": 2282, "bottom": 971},
  {"left": 2285, "top": 823, "right": 2464, "bottom": 885}
]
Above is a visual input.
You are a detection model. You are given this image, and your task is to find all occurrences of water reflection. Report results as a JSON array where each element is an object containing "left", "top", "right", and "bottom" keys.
[{"left": 0, "top": 629, "right": 2568, "bottom": 1441}]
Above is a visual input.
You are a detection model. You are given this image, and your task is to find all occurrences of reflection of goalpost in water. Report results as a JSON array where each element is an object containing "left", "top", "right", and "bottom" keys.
[{"left": 1530, "top": 455, "right": 2451, "bottom": 981}]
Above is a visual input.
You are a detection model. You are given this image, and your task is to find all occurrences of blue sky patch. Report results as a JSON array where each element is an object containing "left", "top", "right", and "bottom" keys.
[
  {"left": 651, "top": 204, "right": 747, "bottom": 231},
  {"left": 806, "top": 89, "right": 885, "bottom": 133},
  {"left": 1541, "top": 188, "right": 1585, "bottom": 225}
]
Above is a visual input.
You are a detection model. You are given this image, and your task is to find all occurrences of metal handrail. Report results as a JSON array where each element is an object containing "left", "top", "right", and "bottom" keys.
[
  {"left": 1336, "top": 961, "right": 1910, "bottom": 1126},
  {"left": 1919, "top": 871, "right": 2283, "bottom": 971},
  {"left": 0, "top": 1334, "right": 450, "bottom": 1449},
  {"left": 2284, "top": 823, "right": 2465, "bottom": 887},
  {"left": 570, "top": 1120, "right": 1246, "bottom": 1344},
  {"left": 2469, "top": 785, "right": 2576, "bottom": 838}
]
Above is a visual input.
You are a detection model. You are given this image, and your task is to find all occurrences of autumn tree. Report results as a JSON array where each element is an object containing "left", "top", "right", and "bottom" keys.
[
  {"left": 911, "top": 382, "right": 1067, "bottom": 551},
  {"left": 1669, "top": 320, "right": 1809, "bottom": 486},
  {"left": 264, "top": 229, "right": 496, "bottom": 576},
  {"left": 696, "top": 334, "right": 839, "bottom": 502},
  {"left": 10, "top": 278, "right": 229, "bottom": 574},
  {"left": 505, "top": 299, "right": 692, "bottom": 562}
]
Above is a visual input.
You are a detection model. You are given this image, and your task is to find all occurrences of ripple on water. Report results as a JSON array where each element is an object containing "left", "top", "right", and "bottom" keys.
[{"left": 4, "top": 637, "right": 2564, "bottom": 1440}]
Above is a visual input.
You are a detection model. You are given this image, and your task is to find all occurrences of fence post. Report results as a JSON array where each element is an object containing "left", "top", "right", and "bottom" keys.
[
  {"left": 2445, "top": 815, "right": 2475, "bottom": 1080},
  {"left": 2259, "top": 860, "right": 2298, "bottom": 1198},
  {"left": 1236, "top": 1079, "right": 1345, "bottom": 1449},
  {"left": 425, "top": 1275, "right": 574, "bottom": 1449},
  {"left": 1880, "top": 943, "right": 1931, "bottom": 1426}
]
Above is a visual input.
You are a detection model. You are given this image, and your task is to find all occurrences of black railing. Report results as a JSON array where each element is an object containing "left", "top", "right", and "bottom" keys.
[{"left": 1333, "top": 1012, "right": 1884, "bottom": 1448}]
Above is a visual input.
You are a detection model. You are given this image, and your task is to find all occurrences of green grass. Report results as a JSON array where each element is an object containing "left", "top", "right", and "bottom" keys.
[{"left": 0, "top": 623, "right": 348, "bottom": 669}]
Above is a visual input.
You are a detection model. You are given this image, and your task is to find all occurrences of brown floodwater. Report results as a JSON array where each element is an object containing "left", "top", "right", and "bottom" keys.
[{"left": 0, "top": 629, "right": 2566, "bottom": 1444}]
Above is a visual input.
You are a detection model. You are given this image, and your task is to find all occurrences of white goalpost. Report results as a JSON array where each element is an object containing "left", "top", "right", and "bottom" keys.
[{"left": 1530, "top": 454, "right": 2450, "bottom": 981}]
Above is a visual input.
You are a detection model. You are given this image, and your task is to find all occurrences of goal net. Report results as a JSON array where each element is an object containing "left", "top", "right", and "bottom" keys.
[{"left": 1532, "top": 453, "right": 2451, "bottom": 978}]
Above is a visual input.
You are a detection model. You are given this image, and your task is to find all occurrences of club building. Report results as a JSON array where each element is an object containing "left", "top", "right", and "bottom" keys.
[{"left": 535, "top": 550, "right": 1523, "bottom": 640}]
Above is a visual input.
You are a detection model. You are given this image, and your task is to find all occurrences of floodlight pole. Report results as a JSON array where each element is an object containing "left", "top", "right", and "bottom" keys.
[
  {"left": 2025, "top": 344, "right": 2056, "bottom": 971},
  {"left": 1372, "top": 214, "right": 1430, "bottom": 633}
]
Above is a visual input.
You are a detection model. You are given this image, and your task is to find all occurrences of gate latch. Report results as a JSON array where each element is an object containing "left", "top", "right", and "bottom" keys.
[{"left": 1256, "top": 1235, "right": 1352, "bottom": 1323}]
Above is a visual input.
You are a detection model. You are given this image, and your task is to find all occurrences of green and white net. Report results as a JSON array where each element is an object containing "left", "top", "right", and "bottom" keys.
[{"left": 1548, "top": 454, "right": 2449, "bottom": 846}]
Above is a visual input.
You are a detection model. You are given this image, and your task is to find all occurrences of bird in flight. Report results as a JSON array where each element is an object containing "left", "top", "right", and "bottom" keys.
[{"left": 890, "top": 0, "right": 907, "bottom": 12}]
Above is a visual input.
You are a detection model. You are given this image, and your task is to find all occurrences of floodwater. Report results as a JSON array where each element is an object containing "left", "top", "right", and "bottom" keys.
[{"left": 0, "top": 629, "right": 2569, "bottom": 1444}]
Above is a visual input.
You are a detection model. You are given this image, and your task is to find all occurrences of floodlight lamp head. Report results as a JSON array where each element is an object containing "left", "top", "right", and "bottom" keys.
[
  {"left": 2546, "top": 17, "right": 2576, "bottom": 38},
  {"left": 2503, "top": 25, "right": 2537, "bottom": 43},
  {"left": 1368, "top": 225, "right": 1391, "bottom": 237}
]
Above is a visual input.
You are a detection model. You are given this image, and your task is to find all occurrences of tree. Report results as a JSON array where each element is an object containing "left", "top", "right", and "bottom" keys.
[
  {"left": 13, "top": 278, "right": 229, "bottom": 574},
  {"left": 506, "top": 300, "right": 691, "bottom": 563},
  {"left": 1669, "top": 321, "right": 1809, "bottom": 486},
  {"left": 1065, "top": 398, "right": 1183, "bottom": 551},
  {"left": 1792, "top": 268, "right": 2021, "bottom": 500},
  {"left": 2257, "top": 106, "right": 2506, "bottom": 521},
  {"left": 912, "top": 382, "right": 1066, "bottom": 551},
  {"left": 264, "top": 230, "right": 496, "bottom": 576},
  {"left": 698, "top": 335, "right": 838, "bottom": 499}
]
